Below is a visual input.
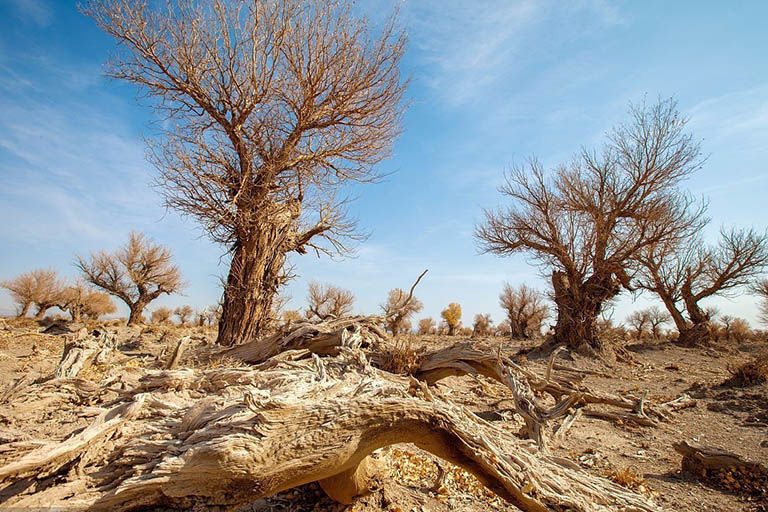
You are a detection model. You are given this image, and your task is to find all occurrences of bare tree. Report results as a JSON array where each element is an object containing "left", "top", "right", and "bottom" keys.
[
  {"left": 472, "top": 313, "right": 493, "bottom": 337},
  {"left": 281, "top": 309, "right": 302, "bottom": 326},
  {"left": 76, "top": 232, "right": 184, "bottom": 326},
  {"left": 645, "top": 305, "right": 670, "bottom": 340},
  {"left": 174, "top": 305, "right": 194, "bottom": 326},
  {"left": 626, "top": 310, "right": 650, "bottom": 339},
  {"left": 440, "top": 303, "right": 462, "bottom": 336},
  {"left": 380, "top": 270, "right": 427, "bottom": 335},
  {"left": 83, "top": 1, "right": 407, "bottom": 345},
  {"left": 2, "top": 269, "right": 65, "bottom": 318},
  {"left": 306, "top": 282, "right": 355, "bottom": 321},
  {"left": 498, "top": 283, "right": 548, "bottom": 339},
  {"left": 151, "top": 307, "right": 172, "bottom": 325},
  {"left": 60, "top": 283, "right": 116, "bottom": 322},
  {"left": 417, "top": 317, "right": 436, "bottom": 335},
  {"left": 476, "top": 99, "right": 706, "bottom": 352},
  {"left": 637, "top": 227, "right": 768, "bottom": 345}
]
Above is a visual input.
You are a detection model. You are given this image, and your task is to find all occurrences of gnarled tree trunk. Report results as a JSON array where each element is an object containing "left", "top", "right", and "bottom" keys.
[
  {"left": 217, "top": 232, "right": 287, "bottom": 346},
  {"left": 551, "top": 271, "right": 620, "bottom": 352}
]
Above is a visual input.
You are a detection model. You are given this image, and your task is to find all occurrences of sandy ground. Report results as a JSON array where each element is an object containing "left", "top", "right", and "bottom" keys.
[{"left": 0, "top": 318, "right": 765, "bottom": 511}]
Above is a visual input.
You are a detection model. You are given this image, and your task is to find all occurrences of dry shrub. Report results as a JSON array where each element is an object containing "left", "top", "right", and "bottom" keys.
[
  {"left": 378, "top": 338, "right": 422, "bottom": 375},
  {"left": 604, "top": 467, "right": 645, "bottom": 491},
  {"left": 726, "top": 351, "right": 768, "bottom": 386}
]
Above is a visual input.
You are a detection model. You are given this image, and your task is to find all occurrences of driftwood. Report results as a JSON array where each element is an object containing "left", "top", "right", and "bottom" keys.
[
  {"left": 0, "top": 340, "right": 661, "bottom": 511},
  {"left": 674, "top": 440, "right": 768, "bottom": 475},
  {"left": 56, "top": 329, "right": 116, "bottom": 378}
]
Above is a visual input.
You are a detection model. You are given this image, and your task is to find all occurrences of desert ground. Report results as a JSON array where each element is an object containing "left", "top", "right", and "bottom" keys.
[{"left": 0, "top": 317, "right": 764, "bottom": 511}]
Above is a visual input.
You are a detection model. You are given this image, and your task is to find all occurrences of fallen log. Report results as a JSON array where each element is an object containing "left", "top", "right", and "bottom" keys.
[{"left": 0, "top": 348, "right": 661, "bottom": 511}]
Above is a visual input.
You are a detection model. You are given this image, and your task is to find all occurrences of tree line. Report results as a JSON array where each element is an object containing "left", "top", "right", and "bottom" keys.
[{"left": 3, "top": 0, "right": 767, "bottom": 351}]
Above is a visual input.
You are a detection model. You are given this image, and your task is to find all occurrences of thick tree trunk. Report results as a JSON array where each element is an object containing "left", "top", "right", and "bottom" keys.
[
  {"left": 127, "top": 301, "right": 147, "bottom": 326},
  {"left": 17, "top": 302, "right": 31, "bottom": 318},
  {"left": 551, "top": 271, "right": 619, "bottom": 352},
  {"left": 678, "top": 286, "right": 710, "bottom": 346},
  {"left": 217, "top": 230, "right": 288, "bottom": 346}
]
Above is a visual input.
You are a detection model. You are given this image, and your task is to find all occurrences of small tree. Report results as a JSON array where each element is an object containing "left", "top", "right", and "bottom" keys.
[
  {"left": 2, "top": 268, "right": 65, "bottom": 318},
  {"left": 174, "top": 305, "right": 194, "bottom": 326},
  {"left": 60, "top": 284, "right": 116, "bottom": 322},
  {"left": 498, "top": 283, "right": 548, "bottom": 339},
  {"left": 282, "top": 310, "right": 302, "bottom": 326},
  {"left": 306, "top": 282, "right": 355, "bottom": 320},
  {"left": 476, "top": 99, "right": 705, "bottom": 352},
  {"left": 645, "top": 306, "right": 670, "bottom": 340},
  {"left": 472, "top": 313, "right": 493, "bottom": 337},
  {"left": 380, "top": 271, "right": 427, "bottom": 335},
  {"left": 417, "top": 317, "right": 436, "bottom": 335},
  {"left": 84, "top": 0, "right": 407, "bottom": 346},
  {"left": 626, "top": 310, "right": 650, "bottom": 339},
  {"left": 440, "top": 303, "right": 462, "bottom": 336},
  {"left": 495, "top": 320, "right": 512, "bottom": 337},
  {"left": 77, "top": 232, "right": 184, "bottom": 325},
  {"left": 637, "top": 227, "right": 768, "bottom": 345},
  {"left": 151, "top": 307, "right": 172, "bottom": 325}
]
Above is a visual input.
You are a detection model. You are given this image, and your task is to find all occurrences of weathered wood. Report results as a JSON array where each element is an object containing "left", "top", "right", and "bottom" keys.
[
  {"left": 674, "top": 440, "right": 768, "bottom": 474},
  {"left": 0, "top": 347, "right": 661, "bottom": 511}
]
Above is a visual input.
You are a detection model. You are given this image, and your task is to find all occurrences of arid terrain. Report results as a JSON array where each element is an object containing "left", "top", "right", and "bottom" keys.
[{"left": 0, "top": 317, "right": 765, "bottom": 511}]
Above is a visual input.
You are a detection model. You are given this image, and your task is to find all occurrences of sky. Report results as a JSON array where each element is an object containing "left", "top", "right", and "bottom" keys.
[{"left": 1, "top": 0, "right": 767, "bottom": 329}]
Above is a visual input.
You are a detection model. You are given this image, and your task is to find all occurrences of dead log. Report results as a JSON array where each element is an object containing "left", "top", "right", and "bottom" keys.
[
  {"left": 0, "top": 349, "right": 661, "bottom": 511},
  {"left": 56, "top": 329, "right": 116, "bottom": 378},
  {"left": 674, "top": 440, "right": 768, "bottom": 475}
]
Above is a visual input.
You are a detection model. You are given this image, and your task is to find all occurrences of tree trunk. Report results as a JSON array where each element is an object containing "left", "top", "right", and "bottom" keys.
[
  {"left": 17, "top": 302, "right": 31, "bottom": 318},
  {"left": 217, "top": 229, "right": 288, "bottom": 346},
  {"left": 33, "top": 305, "right": 51, "bottom": 320},
  {"left": 551, "top": 271, "right": 619, "bottom": 352},
  {"left": 679, "top": 286, "right": 710, "bottom": 346},
  {"left": 127, "top": 302, "right": 146, "bottom": 326}
]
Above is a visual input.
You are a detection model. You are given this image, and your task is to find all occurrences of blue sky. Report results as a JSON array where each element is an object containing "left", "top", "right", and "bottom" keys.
[{"left": 1, "top": 0, "right": 767, "bottom": 329}]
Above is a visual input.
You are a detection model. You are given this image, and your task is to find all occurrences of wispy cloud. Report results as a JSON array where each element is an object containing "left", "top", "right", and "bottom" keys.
[
  {"left": 408, "top": 0, "right": 625, "bottom": 107},
  {"left": 8, "top": 0, "right": 53, "bottom": 27}
]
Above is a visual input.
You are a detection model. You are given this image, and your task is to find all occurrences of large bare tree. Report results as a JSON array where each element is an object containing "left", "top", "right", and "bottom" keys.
[
  {"left": 636, "top": 227, "right": 768, "bottom": 345},
  {"left": 76, "top": 232, "right": 184, "bottom": 325},
  {"left": 306, "top": 282, "right": 355, "bottom": 320},
  {"left": 476, "top": 99, "right": 705, "bottom": 352},
  {"left": 83, "top": 0, "right": 407, "bottom": 345},
  {"left": 498, "top": 283, "right": 548, "bottom": 339}
]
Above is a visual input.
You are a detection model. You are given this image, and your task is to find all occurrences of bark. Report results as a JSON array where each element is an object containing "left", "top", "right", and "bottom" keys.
[
  {"left": 127, "top": 300, "right": 148, "bottom": 326},
  {"left": 217, "top": 231, "right": 288, "bottom": 346},
  {"left": 551, "top": 271, "right": 620, "bottom": 352},
  {"left": 0, "top": 346, "right": 661, "bottom": 511},
  {"left": 17, "top": 302, "right": 31, "bottom": 318}
]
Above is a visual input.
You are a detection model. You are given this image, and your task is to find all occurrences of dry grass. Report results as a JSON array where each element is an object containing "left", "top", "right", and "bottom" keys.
[
  {"left": 727, "top": 351, "right": 768, "bottom": 386},
  {"left": 604, "top": 466, "right": 646, "bottom": 491},
  {"left": 377, "top": 337, "right": 422, "bottom": 375}
]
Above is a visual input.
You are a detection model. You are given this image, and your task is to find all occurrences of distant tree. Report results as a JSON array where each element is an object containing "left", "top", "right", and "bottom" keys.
[
  {"left": 495, "top": 320, "right": 512, "bottom": 337},
  {"left": 440, "top": 303, "right": 462, "bottom": 336},
  {"left": 306, "top": 282, "right": 355, "bottom": 320},
  {"left": 720, "top": 315, "right": 751, "bottom": 342},
  {"left": 282, "top": 310, "right": 302, "bottom": 325},
  {"left": 417, "top": 317, "right": 436, "bottom": 335},
  {"left": 60, "top": 283, "right": 116, "bottom": 322},
  {"left": 645, "top": 306, "right": 670, "bottom": 340},
  {"left": 626, "top": 310, "right": 650, "bottom": 339},
  {"left": 498, "top": 283, "right": 548, "bottom": 339},
  {"left": 84, "top": 0, "right": 407, "bottom": 346},
  {"left": 472, "top": 313, "right": 493, "bottom": 337},
  {"left": 381, "top": 271, "right": 427, "bottom": 335},
  {"left": 151, "top": 307, "right": 172, "bottom": 325},
  {"left": 174, "top": 305, "right": 194, "bottom": 326},
  {"left": 196, "top": 308, "right": 210, "bottom": 327},
  {"left": 76, "top": 232, "right": 184, "bottom": 326},
  {"left": 476, "top": 99, "right": 706, "bottom": 352},
  {"left": 637, "top": 227, "right": 768, "bottom": 345},
  {"left": 2, "top": 268, "right": 65, "bottom": 318}
]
